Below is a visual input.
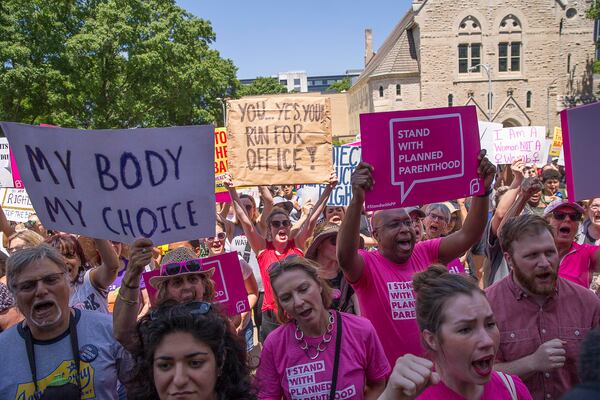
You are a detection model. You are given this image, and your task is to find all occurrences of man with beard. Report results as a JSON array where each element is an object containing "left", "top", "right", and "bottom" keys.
[
  {"left": 337, "top": 150, "right": 495, "bottom": 367},
  {"left": 0, "top": 245, "right": 129, "bottom": 399},
  {"left": 544, "top": 200, "right": 600, "bottom": 289},
  {"left": 487, "top": 214, "right": 600, "bottom": 399}
]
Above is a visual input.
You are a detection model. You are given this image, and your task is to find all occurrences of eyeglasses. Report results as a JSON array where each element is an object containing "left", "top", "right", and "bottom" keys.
[
  {"left": 267, "top": 254, "right": 300, "bottom": 274},
  {"left": 13, "top": 272, "right": 67, "bottom": 293},
  {"left": 427, "top": 213, "right": 447, "bottom": 222},
  {"left": 206, "top": 232, "right": 226, "bottom": 242},
  {"left": 149, "top": 301, "right": 212, "bottom": 321},
  {"left": 271, "top": 220, "right": 291, "bottom": 228},
  {"left": 163, "top": 260, "right": 202, "bottom": 276},
  {"left": 552, "top": 212, "right": 581, "bottom": 222}
]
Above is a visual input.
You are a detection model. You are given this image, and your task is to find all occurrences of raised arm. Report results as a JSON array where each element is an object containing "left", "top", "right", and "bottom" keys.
[
  {"left": 490, "top": 159, "right": 525, "bottom": 236},
  {"left": 496, "top": 177, "right": 543, "bottom": 237},
  {"left": 439, "top": 151, "right": 496, "bottom": 264},
  {"left": 337, "top": 163, "right": 372, "bottom": 283},
  {"left": 113, "top": 238, "right": 154, "bottom": 352},
  {"left": 294, "top": 172, "right": 337, "bottom": 249},
  {"left": 257, "top": 185, "right": 273, "bottom": 234},
  {"left": 0, "top": 204, "right": 15, "bottom": 238},
  {"left": 89, "top": 239, "right": 121, "bottom": 290},
  {"left": 224, "top": 174, "right": 266, "bottom": 253}
]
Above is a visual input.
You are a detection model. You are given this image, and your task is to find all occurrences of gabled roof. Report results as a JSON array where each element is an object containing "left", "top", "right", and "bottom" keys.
[{"left": 351, "top": 9, "right": 418, "bottom": 88}]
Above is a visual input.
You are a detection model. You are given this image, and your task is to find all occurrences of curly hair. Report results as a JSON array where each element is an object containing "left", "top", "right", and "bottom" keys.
[
  {"left": 126, "top": 301, "right": 256, "bottom": 400},
  {"left": 44, "top": 233, "right": 90, "bottom": 283}
]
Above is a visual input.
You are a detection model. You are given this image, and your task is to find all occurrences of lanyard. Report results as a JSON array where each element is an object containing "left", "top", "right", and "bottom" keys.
[{"left": 23, "top": 310, "right": 81, "bottom": 396}]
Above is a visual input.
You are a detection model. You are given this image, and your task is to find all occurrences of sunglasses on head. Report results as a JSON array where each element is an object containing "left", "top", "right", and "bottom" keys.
[
  {"left": 149, "top": 301, "right": 212, "bottom": 321},
  {"left": 23, "top": 220, "right": 37, "bottom": 228},
  {"left": 552, "top": 211, "right": 581, "bottom": 222},
  {"left": 267, "top": 254, "right": 300, "bottom": 273},
  {"left": 163, "top": 259, "right": 202, "bottom": 276},
  {"left": 206, "top": 232, "right": 226, "bottom": 242},
  {"left": 271, "top": 220, "right": 291, "bottom": 228}
]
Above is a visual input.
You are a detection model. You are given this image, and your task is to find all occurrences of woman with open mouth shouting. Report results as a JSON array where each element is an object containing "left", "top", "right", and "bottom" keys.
[
  {"left": 379, "top": 265, "right": 532, "bottom": 400},
  {"left": 224, "top": 172, "right": 337, "bottom": 341},
  {"left": 257, "top": 256, "right": 389, "bottom": 400}
]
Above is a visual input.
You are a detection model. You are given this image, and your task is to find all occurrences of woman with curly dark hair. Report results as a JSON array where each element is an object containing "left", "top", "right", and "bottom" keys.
[{"left": 127, "top": 300, "right": 256, "bottom": 400}]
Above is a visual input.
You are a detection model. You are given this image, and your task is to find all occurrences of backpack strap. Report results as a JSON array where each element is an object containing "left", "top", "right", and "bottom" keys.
[{"left": 496, "top": 371, "right": 517, "bottom": 400}]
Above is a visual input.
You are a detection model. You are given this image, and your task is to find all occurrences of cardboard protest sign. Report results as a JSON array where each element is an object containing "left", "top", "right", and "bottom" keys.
[
  {"left": 143, "top": 252, "right": 250, "bottom": 316},
  {"left": 560, "top": 102, "right": 600, "bottom": 201},
  {"left": 549, "top": 127, "right": 563, "bottom": 157},
  {"left": 0, "top": 188, "right": 35, "bottom": 222},
  {"left": 227, "top": 96, "right": 332, "bottom": 185},
  {"left": 0, "top": 122, "right": 216, "bottom": 245},
  {"left": 0, "top": 138, "right": 23, "bottom": 188},
  {"left": 214, "top": 127, "right": 231, "bottom": 203},
  {"left": 486, "top": 126, "right": 549, "bottom": 165},
  {"left": 360, "top": 106, "right": 483, "bottom": 210},
  {"left": 299, "top": 145, "right": 362, "bottom": 206}
]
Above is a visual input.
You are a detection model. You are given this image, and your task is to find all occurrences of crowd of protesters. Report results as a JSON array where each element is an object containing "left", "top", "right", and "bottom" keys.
[{"left": 0, "top": 150, "right": 599, "bottom": 400}]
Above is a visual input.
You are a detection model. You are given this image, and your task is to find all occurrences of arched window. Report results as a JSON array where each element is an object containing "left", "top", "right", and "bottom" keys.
[
  {"left": 499, "top": 15, "right": 522, "bottom": 72},
  {"left": 379, "top": 86, "right": 384, "bottom": 97},
  {"left": 458, "top": 16, "right": 482, "bottom": 74},
  {"left": 526, "top": 91, "right": 532, "bottom": 108},
  {"left": 448, "top": 94, "right": 454, "bottom": 107},
  {"left": 396, "top": 84, "right": 401, "bottom": 96}
]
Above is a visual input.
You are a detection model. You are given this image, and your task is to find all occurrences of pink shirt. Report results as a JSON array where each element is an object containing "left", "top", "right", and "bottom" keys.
[
  {"left": 418, "top": 371, "right": 532, "bottom": 399},
  {"left": 486, "top": 274, "right": 600, "bottom": 399},
  {"left": 257, "top": 240, "right": 304, "bottom": 312},
  {"left": 351, "top": 238, "right": 442, "bottom": 367},
  {"left": 256, "top": 313, "right": 390, "bottom": 400},
  {"left": 559, "top": 242, "right": 599, "bottom": 288}
]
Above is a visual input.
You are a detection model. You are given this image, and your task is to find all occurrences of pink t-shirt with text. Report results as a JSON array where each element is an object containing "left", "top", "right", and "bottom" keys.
[
  {"left": 256, "top": 312, "right": 390, "bottom": 400},
  {"left": 559, "top": 242, "right": 599, "bottom": 287},
  {"left": 418, "top": 371, "right": 532, "bottom": 399},
  {"left": 352, "top": 238, "right": 442, "bottom": 367}
]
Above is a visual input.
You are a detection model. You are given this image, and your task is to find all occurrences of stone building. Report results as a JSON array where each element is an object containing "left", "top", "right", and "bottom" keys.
[{"left": 348, "top": 0, "right": 598, "bottom": 136}]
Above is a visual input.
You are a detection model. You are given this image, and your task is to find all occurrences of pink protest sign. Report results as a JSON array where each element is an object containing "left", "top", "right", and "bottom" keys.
[
  {"left": 560, "top": 102, "right": 600, "bottom": 201},
  {"left": 360, "top": 106, "right": 483, "bottom": 210},
  {"left": 142, "top": 251, "right": 250, "bottom": 316}
]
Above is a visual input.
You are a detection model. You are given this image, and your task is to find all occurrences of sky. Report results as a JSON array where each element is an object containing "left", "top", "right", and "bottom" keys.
[{"left": 176, "top": 0, "right": 413, "bottom": 79}]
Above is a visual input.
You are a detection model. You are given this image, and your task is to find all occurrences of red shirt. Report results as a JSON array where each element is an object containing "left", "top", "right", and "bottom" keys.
[
  {"left": 257, "top": 240, "right": 304, "bottom": 312},
  {"left": 486, "top": 274, "right": 600, "bottom": 400},
  {"left": 559, "top": 242, "right": 599, "bottom": 288}
]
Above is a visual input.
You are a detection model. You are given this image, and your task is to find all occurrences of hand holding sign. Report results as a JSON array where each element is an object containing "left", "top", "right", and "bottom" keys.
[
  {"left": 350, "top": 162, "right": 375, "bottom": 200},
  {"left": 476, "top": 150, "right": 496, "bottom": 192},
  {"left": 126, "top": 238, "right": 155, "bottom": 282}
]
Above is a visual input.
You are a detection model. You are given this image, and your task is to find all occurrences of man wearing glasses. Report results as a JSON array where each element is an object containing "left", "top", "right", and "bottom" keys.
[
  {"left": 544, "top": 200, "right": 600, "bottom": 289},
  {"left": 0, "top": 245, "right": 128, "bottom": 399}
]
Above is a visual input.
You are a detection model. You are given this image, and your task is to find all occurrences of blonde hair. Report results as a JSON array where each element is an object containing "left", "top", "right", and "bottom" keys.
[
  {"left": 8, "top": 229, "right": 44, "bottom": 249},
  {"left": 268, "top": 256, "right": 332, "bottom": 324}
]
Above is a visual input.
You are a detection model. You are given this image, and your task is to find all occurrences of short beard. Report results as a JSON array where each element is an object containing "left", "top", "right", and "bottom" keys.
[
  {"left": 513, "top": 264, "right": 557, "bottom": 296},
  {"left": 29, "top": 302, "right": 62, "bottom": 329}
]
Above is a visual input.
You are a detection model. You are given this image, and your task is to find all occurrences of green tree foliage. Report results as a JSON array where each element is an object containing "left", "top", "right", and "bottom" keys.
[
  {"left": 0, "top": 0, "right": 239, "bottom": 128},
  {"left": 327, "top": 77, "right": 351, "bottom": 93},
  {"left": 238, "top": 77, "right": 287, "bottom": 96}
]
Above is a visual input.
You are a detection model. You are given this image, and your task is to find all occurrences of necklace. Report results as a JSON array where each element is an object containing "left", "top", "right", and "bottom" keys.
[{"left": 294, "top": 311, "right": 335, "bottom": 360}]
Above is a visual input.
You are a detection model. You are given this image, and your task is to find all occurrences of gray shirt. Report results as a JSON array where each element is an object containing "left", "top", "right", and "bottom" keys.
[
  {"left": 70, "top": 269, "right": 109, "bottom": 314},
  {"left": 0, "top": 309, "right": 130, "bottom": 399}
]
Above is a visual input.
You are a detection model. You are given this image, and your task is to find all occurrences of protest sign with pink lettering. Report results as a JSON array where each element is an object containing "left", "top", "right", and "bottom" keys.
[
  {"left": 483, "top": 126, "right": 549, "bottom": 165},
  {"left": 360, "top": 105, "right": 483, "bottom": 210},
  {"left": 142, "top": 251, "right": 249, "bottom": 316},
  {"left": 560, "top": 102, "right": 600, "bottom": 201}
]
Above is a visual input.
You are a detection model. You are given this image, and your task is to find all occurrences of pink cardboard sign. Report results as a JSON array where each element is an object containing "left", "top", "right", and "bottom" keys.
[
  {"left": 142, "top": 251, "right": 249, "bottom": 316},
  {"left": 360, "top": 105, "right": 483, "bottom": 210},
  {"left": 560, "top": 102, "right": 600, "bottom": 201}
]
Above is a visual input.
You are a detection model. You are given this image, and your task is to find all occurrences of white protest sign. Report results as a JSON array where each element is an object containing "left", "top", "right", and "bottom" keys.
[
  {"left": 0, "top": 123, "right": 216, "bottom": 245},
  {"left": 0, "top": 188, "right": 35, "bottom": 222},
  {"left": 299, "top": 145, "right": 362, "bottom": 206},
  {"left": 486, "top": 126, "right": 549, "bottom": 165},
  {"left": 0, "top": 138, "right": 20, "bottom": 188},
  {"left": 478, "top": 121, "right": 503, "bottom": 164}
]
